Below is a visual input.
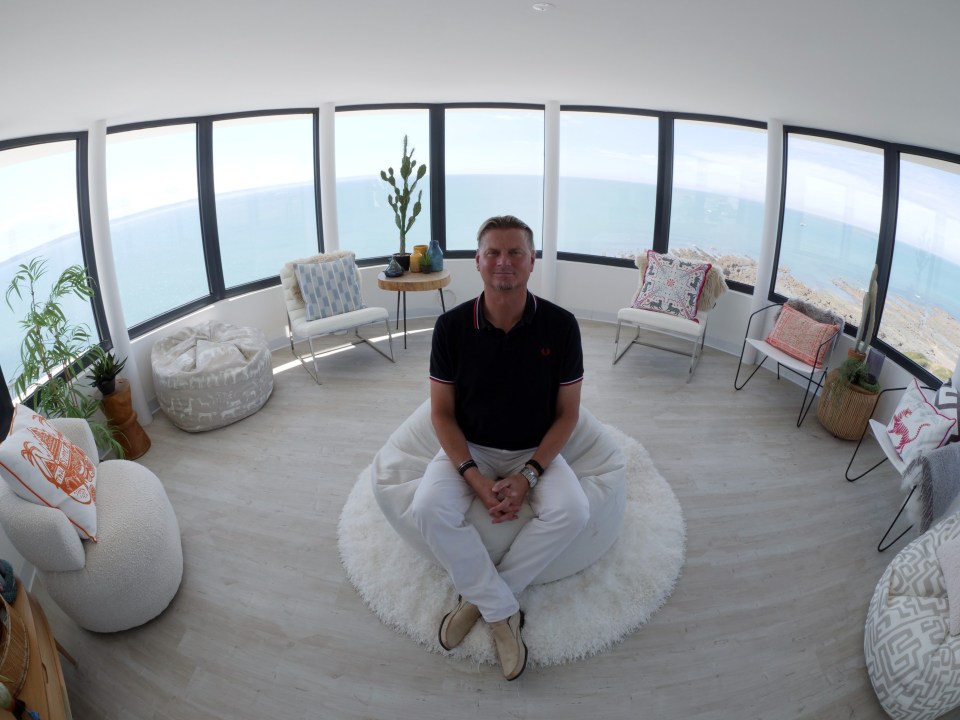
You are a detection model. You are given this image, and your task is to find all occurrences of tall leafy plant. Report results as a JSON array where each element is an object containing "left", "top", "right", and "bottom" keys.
[
  {"left": 5, "top": 258, "right": 122, "bottom": 456},
  {"left": 380, "top": 135, "right": 427, "bottom": 256}
]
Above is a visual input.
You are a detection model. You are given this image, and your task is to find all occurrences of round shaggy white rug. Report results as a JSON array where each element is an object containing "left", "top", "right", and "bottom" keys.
[{"left": 337, "top": 425, "right": 685, "bottom": 668}]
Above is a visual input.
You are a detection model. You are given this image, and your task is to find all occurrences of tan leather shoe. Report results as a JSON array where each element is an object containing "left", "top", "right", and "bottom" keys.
[
  {"left": 438, "top": 595, "right": 481, "bottom": 651},
  {"left": 490, "top": 610, "right": 527, "bottom": 681}
]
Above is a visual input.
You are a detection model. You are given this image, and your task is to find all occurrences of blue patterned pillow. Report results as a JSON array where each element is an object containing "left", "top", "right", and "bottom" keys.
[{"left": 295, "top": 257, "right": 364, "bottom": 321}]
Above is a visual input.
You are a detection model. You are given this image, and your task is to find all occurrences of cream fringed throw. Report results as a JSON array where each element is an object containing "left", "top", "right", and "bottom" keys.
[{"left": 633, "top": 251, "right": 728, "bottom": 312}]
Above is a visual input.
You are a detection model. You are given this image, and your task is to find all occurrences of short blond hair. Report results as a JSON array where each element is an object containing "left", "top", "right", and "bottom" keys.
[{"left": 476, "top": 215, "right": 534, "bottom": 253}]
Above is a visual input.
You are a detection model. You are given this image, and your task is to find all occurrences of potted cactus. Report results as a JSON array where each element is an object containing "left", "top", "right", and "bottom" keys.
[{"left": 380, "top": 135, "right": 427, "bottom": 270}]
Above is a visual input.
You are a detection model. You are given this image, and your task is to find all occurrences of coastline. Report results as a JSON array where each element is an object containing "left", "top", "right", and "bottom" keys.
[{"left": 675, "top": 249, "right": 959, "bottom": 381}]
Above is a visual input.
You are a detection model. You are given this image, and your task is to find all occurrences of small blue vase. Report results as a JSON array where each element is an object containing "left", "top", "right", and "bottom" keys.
[{"left": 427, "top": 238, "right": 443, "bottom": 272}]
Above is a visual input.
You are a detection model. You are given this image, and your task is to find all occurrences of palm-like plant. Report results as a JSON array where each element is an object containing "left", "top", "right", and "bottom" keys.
[{"left": 5, "top": 258, "right": 123, "bottom": 456}]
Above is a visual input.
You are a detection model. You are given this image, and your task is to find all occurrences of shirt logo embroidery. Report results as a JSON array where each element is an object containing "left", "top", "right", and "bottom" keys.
[{"left": 540, "top": 347, "right": 551, "bottom": 357}]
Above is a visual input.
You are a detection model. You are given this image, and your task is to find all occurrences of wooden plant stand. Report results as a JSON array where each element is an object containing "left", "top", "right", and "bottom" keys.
[{"left": 100, "top": 378, "right": 151, "bottom": 459}]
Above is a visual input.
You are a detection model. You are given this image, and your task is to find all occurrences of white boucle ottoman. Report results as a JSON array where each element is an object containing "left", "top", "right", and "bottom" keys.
[
  {"left": 152, "top": 321, "right": 274, "bottom": 432},
  {"left": 370, "top": 400, "right": 627, "bottom": 584}
]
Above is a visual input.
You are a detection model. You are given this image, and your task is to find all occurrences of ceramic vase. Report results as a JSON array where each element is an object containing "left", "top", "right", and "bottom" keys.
[{"left": 427, "top": 238, "right": 443, "bottom": 272}]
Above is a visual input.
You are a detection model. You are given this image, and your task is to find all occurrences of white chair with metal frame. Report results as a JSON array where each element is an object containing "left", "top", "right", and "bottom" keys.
[
  {"left": 280, "top": 250, "right": 394, "bottom": 384},
  {"left": 733, "top": 299, "right": 844, "bottom": 427},
  {"left": 847, "top": 379, "right": 958, "bottom": 551},
  {"left": 613, "top": 251, "right": 728, "bottom": 382}
]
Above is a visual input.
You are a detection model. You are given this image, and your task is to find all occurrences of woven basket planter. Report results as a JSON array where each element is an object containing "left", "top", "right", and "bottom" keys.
[
  {"left": 0, "top": 596, "right": 29, "bottom": 696},
  {"left": 816, "top": 370, "right": 880, "bottom": 441}
]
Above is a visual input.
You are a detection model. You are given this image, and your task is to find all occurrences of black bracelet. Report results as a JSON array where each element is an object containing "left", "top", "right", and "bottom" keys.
[
  {"left": 457, "top": 459, "right": 478, "bottom": 476},
  {"left": 526, "top": 459, "right": 544, "bottom": 477}
]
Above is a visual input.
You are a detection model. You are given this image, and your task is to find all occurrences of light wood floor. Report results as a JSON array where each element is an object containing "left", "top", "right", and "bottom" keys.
[{"left": 33, "top": 318, "right": 930, "bottom": 719}]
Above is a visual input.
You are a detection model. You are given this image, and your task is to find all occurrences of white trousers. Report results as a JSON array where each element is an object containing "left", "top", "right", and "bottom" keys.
[{"left": 411, "top": 444, "right": 589, "bottom": 623}]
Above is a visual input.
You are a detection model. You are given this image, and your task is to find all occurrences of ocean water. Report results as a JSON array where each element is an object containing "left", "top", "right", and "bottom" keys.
[{"left": 3, "top": 177, "right": 959, "bottom": 376}]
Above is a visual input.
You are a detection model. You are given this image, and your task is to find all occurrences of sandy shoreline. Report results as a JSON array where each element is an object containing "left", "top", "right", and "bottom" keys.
[{"left": 674, "top": 249, "right": 959, "bottom": 380}]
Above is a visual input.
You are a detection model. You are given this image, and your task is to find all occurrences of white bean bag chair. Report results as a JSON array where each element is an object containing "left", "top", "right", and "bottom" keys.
[
  {"left": 369, "top": 400, "right": 627, "bottom": 584},
  {"left": 865, "top": 511, "right": 960, "bottom": 719},
  {"left": 152, "top": 320, "right": 274, "bottom": 432},
  {"left": 0, "top": 419, "right": 183, "bottom": 633}
]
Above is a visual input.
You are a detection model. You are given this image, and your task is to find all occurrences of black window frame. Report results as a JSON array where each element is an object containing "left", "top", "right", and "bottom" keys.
[{"left": 107, "top": 108, "right": 324, "bottom": 338}]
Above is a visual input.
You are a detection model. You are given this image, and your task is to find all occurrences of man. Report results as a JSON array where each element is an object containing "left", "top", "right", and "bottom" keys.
[{"left": 411, "top": 215, "right": 589, "bottom": 680}]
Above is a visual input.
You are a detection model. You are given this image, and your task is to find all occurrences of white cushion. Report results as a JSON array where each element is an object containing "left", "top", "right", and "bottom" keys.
[
  {"left": 616, "top": 306, "right": 708, "bottom": 340},
  {"left": 370, "top": 400, "right": 627, "bottom": 585},
  {"left": 937, "top": 532, "right": 960, "bottom": 635},
  {"left": 0, "top": 406, "right": 98, "bottom": 541},
  {"left": 886, "top": 378, "right": 956, "bottom": 465}
]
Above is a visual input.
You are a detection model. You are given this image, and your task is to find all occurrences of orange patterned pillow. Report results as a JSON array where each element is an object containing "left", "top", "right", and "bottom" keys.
[
  {"left": 765, "top": 303, "right": 838, "bottom": 369},
  {"left": 0, "top": 406, "right": 98, "bottom": 541}
]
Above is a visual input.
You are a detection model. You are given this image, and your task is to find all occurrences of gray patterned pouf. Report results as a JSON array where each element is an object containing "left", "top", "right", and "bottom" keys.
[
  {"left": 152, "top": 321, "right": 273, "bottom": 432},
  {"left": 865, "top": 512, "right": 960, "bottom": 719}
]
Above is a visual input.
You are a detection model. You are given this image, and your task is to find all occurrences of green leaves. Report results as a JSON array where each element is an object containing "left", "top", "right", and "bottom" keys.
[{"left": 5, "top": 257, "right": 124, "bottom": 458}]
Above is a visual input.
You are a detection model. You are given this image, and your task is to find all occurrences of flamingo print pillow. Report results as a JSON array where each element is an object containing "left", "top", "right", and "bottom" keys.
[
  {"left": 886, "top": 378, "right": 957, "bottom": 466},
  {"left": 0, "top": 406, "right": 98, "bottom": 541}
]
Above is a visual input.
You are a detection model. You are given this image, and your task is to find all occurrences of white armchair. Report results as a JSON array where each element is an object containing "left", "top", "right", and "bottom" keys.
[
  {"left": 613, "top": 251, "right": 728, "bottom": 381},
  {"left": 280, "top": 251, "right": 394, "bottom": 384},
  {"left": 0, "top": 417, "right": 183, "bottom": 632}
]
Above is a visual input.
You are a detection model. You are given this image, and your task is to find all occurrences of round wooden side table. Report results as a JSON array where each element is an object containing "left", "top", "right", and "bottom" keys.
[{"left": 377, "top": 269, "right": 451, "bottom": 348}]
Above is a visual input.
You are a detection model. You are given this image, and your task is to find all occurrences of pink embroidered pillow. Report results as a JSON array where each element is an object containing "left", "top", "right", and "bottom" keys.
[
  {"left": 0, "top": 406, "right": 98, "bottom": 541},
  {"left": 764, "top": 303, "right": 838, "bottom": 369},
  {"left": 886, "top": 378, "right": 957, "bottom": 466},
  {"left": 631, "top": 251, "right": 711, "bottom": 322}
]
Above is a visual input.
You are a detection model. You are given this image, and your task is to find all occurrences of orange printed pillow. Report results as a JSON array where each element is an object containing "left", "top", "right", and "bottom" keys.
[
  {"left": 0, "top": 406, "right": 98, "bottom": 541},
  {"left": 765, "top": 303, "right": 838, "bottom": 369}
]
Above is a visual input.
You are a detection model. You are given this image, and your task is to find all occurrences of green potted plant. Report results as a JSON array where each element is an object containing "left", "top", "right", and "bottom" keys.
[
  {"left": 5, "top": 258, "right": 123, "bottom": 457},
  {"left": 87, "top": 347, "right": 127, "bottom": 397},
  {"left": 817, "top": 264, "right": 881, "bottom": 439},
  {"left": 380, "top": 135, "right": 427, "bottom": 270}
]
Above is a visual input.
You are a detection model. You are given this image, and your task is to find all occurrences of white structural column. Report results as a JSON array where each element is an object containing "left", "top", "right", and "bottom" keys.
[
  {"left": 318, "top": 103, "right": 339, "bottom": 253},
  {"left": 743, "top": 118, "right": 785, "bottom": 363},
  {"left": 87, "top": 120, "right": 151, "bottom": 425},
  {"left": 540, "top": 101, "right": 560, "bottom": 302}
]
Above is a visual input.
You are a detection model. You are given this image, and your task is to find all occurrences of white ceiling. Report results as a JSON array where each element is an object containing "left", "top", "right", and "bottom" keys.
[{"left": 3, "top": 0, "right": 959, "bottom": 154}]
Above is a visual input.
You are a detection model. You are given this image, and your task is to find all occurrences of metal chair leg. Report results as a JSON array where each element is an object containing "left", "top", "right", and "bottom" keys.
[{"left": 878, "top": 484, "right": 916, "bottom": 552}]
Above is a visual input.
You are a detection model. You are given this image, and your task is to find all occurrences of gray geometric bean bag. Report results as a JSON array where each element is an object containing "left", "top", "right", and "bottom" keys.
[
  {"left": 152, "top": 321, "right": 273, "bottom": 432},
  {"left": 865, "top": 511, "right": 960, "bottom": 719}
]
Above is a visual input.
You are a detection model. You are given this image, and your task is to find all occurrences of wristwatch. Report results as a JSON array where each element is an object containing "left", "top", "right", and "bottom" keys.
[{"left": 519, "top": 465, "right": 539, "bottom": 490}]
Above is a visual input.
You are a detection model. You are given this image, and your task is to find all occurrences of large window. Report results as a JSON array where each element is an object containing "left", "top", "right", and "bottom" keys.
[
  {"left": 557, "top": 110, "right": 658, "bottom": 258},
  {"left": 880, "top": 154, "right": 960, "bottom": 380},
  {"left": 335, "top": 109, "right": 431, "bottom": 260},
  {"left": 106, "top": 124, "right": 208, "bottom": 327},
  {"left": 445, "top": 108, "right": 544, "bottom": 251},
  {"left": 212, "top": 113, "right": 319, "bottom": 287},
  {"left": 670, "top": 120, "right": 767, "bottom": 284},
  {"left": 776, "top": 134, "right": 884, "bottom": 327},
  {"left": 1, "top": 137, "right": 96, "bottom": 381}
]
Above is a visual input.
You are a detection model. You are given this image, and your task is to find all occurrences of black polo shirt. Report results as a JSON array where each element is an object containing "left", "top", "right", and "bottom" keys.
[{"left": 429, "top": 292, "right": 584, "bottom": 450}]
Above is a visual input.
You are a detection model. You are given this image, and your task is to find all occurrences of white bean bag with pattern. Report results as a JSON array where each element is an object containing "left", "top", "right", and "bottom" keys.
[
  {"left": 369, "top": 400, "right": 627, "bottom": 584},
  {"left": 152, "top": 321, "right": 273, "bottom": 432},
  {"left": 865, "top": 511, "right": 960, "bottom": 719}
]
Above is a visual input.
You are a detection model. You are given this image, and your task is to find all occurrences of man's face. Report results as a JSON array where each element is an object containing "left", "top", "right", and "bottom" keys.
[{"left": 476, "top": 228, "right": 535, "bottom": 292}]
